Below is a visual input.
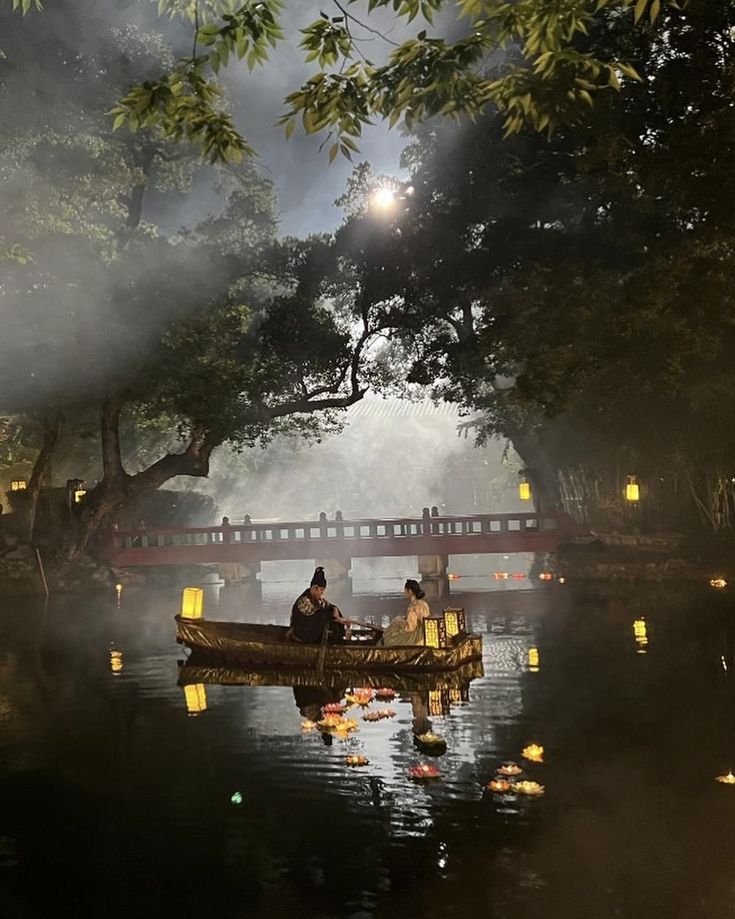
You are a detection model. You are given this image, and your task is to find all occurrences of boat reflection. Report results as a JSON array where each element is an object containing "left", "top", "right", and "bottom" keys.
[{"left": 177, "top": 656, "right": 483, "bottom": 739}]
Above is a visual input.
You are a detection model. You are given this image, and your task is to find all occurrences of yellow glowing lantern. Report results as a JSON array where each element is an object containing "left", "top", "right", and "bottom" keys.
[
  {"left": 423, "top": 617, "right": 447, "bottom": 649},
  {"left": 715, "top": 771, "right": 735, "bottom": 785},
  {"left": 109, "top": 649, "right": 123, "bottom": 675},
  {"left": 10, "top": 479, "right": 27, "bottom": 491},
  {"left": 625, "top": 476, "right": 640, "bottom": 503},
  {"left": 184, "top": 683, "right": 207, "bottom": 715},
  {"left": 74, "top": 488, "right": 86, "bottom": 504},
  {"left": 512, "top": 780, "right": 545, "bottom": 796},
  {"left": 633, "top": 617, "right": 648, "bottom": 653},
  {"left": 180, "top": 587, "right": 204, "bottom": 619},
  {"left": 519, "top": 480, "right": 531, "bottom": 501},
  {"left": 522, "top": 743, "right": 544, "bottom": 763},
  {"left": 528, "top": 647, "right": 540, "bottom": 672},
  {"left": 710, "top": 578, "right": 727, "bottom": 589}
]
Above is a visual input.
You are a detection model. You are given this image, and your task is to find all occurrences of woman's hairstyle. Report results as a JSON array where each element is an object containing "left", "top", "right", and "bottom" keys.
[{"left": 404, "top": 578, "right": 425, "bottom": 600}]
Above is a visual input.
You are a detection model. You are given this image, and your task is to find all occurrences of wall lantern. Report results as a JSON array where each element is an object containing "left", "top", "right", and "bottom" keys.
[
  {"left": 519, "top": 480, "right": 531, "bottom": 501},
  {"left": 74, "top": 488, "right": 87, "bottom": 504},
  {"left": 625, "top": 475, "right": 640, "bottom": 503}
]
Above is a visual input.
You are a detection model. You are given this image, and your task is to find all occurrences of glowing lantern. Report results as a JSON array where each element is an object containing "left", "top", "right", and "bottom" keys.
[
  {"left": 625, "top": 476, "right": 640, "bottom": 502},
  {"left": 374, "top": 688, "right": 396, "bottom": 701},
  {"left": 184, "top": 683, "right": 207, "bottom": 715},
  {"left": 443, "top": 607, "right": 466, "bottom": 638},
  {"left": 301, "top": 720, "right": 317, "bottom": 733},
  {"left": 487, "top": 779, "right": 512, "bottom": 794},
  {"left": 528, "top": 647, "right": 540, "bottom": 672},
  {"left": 539, "top": 572, "right": 553, "bottom": 581},
  {"left": 109, "top": 649, "right": 123, "bottom": 675},
  {"left": 522, "top": 743, "right": 544, "bottom": 763},
  {"left": 633, "top": 618, "right": 648, "bottom": 653},
  {"left": 512, "top": 780, "right": 545, "bottom": 796},
  {"left": 415, "top": 733, "right": 447, "bottom": 753},
  {"left": 423, "top": 617, "right": 447, "bottom": 649},
  {"left": 180, "top": 587, "right": 204, "bottom": 619},
  {"left": 322, "top": 702, "right": 346, "bottom": 714},
  {"left": 710, "top": 578, "right": 727, "bottom": 589},
  {"left": 447, "top": 573, "right": 461, "bottom": 581},
  {"left": 519, "top": 480, "right": 531, "bottom": 501},
  {"left": 74, "top": 488, "right": 86, "bottom": 504},
  {"left": 511, "top": 572, "right": 526, "bottom": 580},
  {"left": 496, "top": 763, "right": 522, "bottom": 777},
  {"left": 715, "top": 772, "right": 735, "bottom": 785},
  {"left": 493, "top": 571, "right": 510, "bottom": 581},
  {"left": 10, "top": 480, "right": 27, "bottom": 491},
  {"left": 230, "top": 791, "right": 243, "bottom": 805},
  {"left": 409, "top": 764, "right": 440, "bottom": 780}
]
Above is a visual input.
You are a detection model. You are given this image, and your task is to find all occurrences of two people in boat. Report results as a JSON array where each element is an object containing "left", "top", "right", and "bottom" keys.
[
  {"left": 381, "top": 579, "right": 431, "bottom": 647},
  {"left": 290, "top": 566, "right": 348, "bottom": 644}
]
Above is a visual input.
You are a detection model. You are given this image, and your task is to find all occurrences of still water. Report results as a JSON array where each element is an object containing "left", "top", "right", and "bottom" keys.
[{"left": 2, "top": 579, "right": 735, "bottom": 919}]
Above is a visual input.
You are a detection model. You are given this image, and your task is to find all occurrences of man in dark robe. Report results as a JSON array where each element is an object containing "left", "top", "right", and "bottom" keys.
[{"left": 290, "top": 566, "right": 347, "bottom": 644}]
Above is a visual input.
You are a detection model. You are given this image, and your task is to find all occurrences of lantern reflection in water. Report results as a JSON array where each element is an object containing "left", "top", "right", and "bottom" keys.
[
  {"left": 109, "top": 649, "right": 123, "bottom": 675},
  {"left": 184, "top": 683, "right": 207, "bottom": 715},
  {"left": 528, "top": 647, "right": 540, "bottom": 672},
  {"left": 115, "top": 583, "right": 123, "bottom": 608},
  {"left": 633, "top": 618, "right": 649, "bottom": 654}
]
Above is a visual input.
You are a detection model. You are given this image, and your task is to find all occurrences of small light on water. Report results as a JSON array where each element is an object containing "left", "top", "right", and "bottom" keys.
[
  {"left": 715, "top": 772, "right": 735, "bottom": 785},
  {"left": 231, "top": 791, "right": 243, "bottom": 805},
  {"left": 710, "top": 578, "right": 727, "bottom": 589}
]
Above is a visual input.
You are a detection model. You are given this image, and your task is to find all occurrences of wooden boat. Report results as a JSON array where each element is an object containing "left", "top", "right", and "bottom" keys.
[{"left": 175, "top": 615, "right": 483, "bottom": 672}]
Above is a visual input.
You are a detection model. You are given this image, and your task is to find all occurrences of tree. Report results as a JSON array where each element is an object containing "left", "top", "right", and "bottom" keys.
[{"left": 9, "top": 0, "right": 682, "bottom": 164}]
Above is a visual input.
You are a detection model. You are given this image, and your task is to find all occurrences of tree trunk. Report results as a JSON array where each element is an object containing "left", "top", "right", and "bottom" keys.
[
  {"left": 64, "top": 400, "right": 220, "bottom": 560},
  {"left": 506, "top": 425, "right": 561, "bottom": 515},
  {"left": 24, "top": 409, "right": 65, "bottom": 542}
]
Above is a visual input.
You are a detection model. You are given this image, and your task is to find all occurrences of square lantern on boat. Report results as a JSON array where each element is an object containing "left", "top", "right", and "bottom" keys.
[
  {"left": 181, "top": 587, "right": 204, "bottom": 619},
  {"left": 423, "top": 617, "right": 447, "bottom": 649},
  {"left": 443, "top": 607, "right": 466, "bottom": 638}
]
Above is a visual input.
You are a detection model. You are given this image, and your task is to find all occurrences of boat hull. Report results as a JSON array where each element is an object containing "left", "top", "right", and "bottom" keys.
[{"left": 175, "top": 616, "right": 483, "bottom": 672}]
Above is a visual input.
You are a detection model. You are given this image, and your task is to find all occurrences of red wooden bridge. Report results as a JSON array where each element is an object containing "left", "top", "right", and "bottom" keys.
[{"left": 104, "top": 511, "right": 576, "bottom": 571}]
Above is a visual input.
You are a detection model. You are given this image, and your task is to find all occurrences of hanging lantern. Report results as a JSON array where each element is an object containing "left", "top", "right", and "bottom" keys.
[
  {"left": 625, "top": 476, "right": 640, "bottom": 503},
  {"left": 74, "top": 488, "right": 87, "bottom": 504},
  {"left": 109, "top": 649, "right": 123, "bottom": 675},
  {"left": 519, "top": 480, "right": 531, "bottom": 501},
  {"left": 10, "top": 480, "right": 27, "bottom": 491},
  {"left": 528, "top": 647, "right": 540, "bottom": 672},
  {"left": 180, "top": 587, "right": 204, "bottom": 619},
  {"left": 184, "top": 683, "right": 207, "bottom": 715}
]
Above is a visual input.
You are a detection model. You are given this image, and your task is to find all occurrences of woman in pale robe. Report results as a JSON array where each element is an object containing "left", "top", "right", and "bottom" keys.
[{"left": 381, "top": 579, "right": 431, "bottom": 647}]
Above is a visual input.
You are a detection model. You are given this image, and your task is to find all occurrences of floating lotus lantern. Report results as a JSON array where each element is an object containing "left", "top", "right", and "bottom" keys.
[
  {"left": 487, "top": 779, "right": 512, "bottom": 794},
  {"left": 318, "top": 713, "right": 346, "bottom": 729},
  {"left": 496, "top": 763, "right": 522, "bottom": 777},
  {"left": 301, "top": 719, "right": 317, "bottom": 733},
  {"left": 374, "top": 688, "right": 396, "bottom": 701},
  {"left": 538, "top": 572, "right": 553, "bottom": 581},
  {"left": 715, "top": 772, "right": 735, "bottom": 785},
  {"left": 447, "top": 573, "right": 461, "bottom": 581},
  {"left": 710, "top": 578, "right": 728, "bottom": 589},
  {"left": 363, "top": 711, "right": 383, "bottom": 722},
  {"left": 377, "top": 708, "right": 396, "bottom": 719},
  {"left": 409, "top": 764, "right": 441, "bottom": 781},
  {"left": 414, "top": 732, "right": 447, "bottom": 754},
  {"left": 332, "top": 718, "right": 359, "bottom": 738},
  {"left": 346, "top": 688, "right": 374, "bottom": 707},
  {"left": 512, "top": 780, "right": 545, "bottom": 796},
  {"left": 346, "top": 755, "right": 369, "bottom": 767},
  {"left": 322, "top": 702, "right": 346, "bottom": 715},
  {"left": 522, "top": 744, "right": 544, "bottom": 764}
]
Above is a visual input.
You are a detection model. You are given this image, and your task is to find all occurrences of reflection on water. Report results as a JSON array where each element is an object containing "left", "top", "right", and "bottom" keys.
[{"left": 3, "top": 582, "right": 735, "bottom": 917}]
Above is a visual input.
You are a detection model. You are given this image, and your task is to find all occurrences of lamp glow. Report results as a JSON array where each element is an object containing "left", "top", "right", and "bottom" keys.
[
  {"left": 519, "top": 480, "right": 531, "bottom": 501},
  {"left": 626, "top": 476, "right": 640, "bottom": 502}
]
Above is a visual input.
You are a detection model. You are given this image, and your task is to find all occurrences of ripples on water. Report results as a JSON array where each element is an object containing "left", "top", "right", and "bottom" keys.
[{"left": 2, "top": 578, "right": 735, "bottom": 918}]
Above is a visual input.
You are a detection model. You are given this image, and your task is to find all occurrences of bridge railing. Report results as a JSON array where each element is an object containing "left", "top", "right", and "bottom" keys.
[{"left": 109, "top": 512, "right": 569, "bottom": 551}]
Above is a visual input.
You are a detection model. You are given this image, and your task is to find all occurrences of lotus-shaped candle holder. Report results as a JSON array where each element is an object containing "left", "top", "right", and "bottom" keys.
[
  {"left": 496, "top": 763, "right": 522, "bottom": 777},
  {"left": 363, "top": 711, "right": 383, "bottom": 722},
  {"left": 301, "top": 720, "right": 317, "bottom": 733},
  {"left": 346, "top": 755, "right": 369, "bottom": 767},
  {"left": 487, "top": 779, "right": 512, "bottom": 794},
  {"left": 716, "top": 771, "right": 735, "bottom": 784},
  {"left": 377, "top": 708, "right": 396, "bottom": 719},
  {"left": 522, "top": 744, "right": 544, "bottom": 763},
  {"left": 512, "top": 780, "right": 545, "bottom": 796},
  {"left": 710, "top": 578, "right": 728, "bottom": 589},
  {"left": 322, "top": 702, "right": 346, "bottom": 715},
  {"left": 346, "top": 688, "right": 374, "bottom": 707},
  {"left": 374, "top": 688, "right": 396, "bottom": 700},
  {"left": 409, "top": 764, "right": 441, "bottom": 781},
  {"left": 414, "top": 733, "right": 447, "bottom": 755}
]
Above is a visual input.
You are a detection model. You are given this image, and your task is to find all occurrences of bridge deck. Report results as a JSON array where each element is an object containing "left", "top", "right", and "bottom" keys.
[{"left": 105, "top": 512, "right": 574, "bottom": 567}]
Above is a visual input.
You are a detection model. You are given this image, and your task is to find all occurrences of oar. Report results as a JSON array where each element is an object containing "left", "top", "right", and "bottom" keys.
[{"left": 316, "top": 621, "right": 330, "bottom": 676}]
